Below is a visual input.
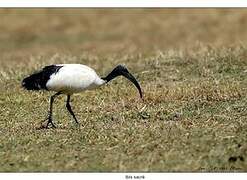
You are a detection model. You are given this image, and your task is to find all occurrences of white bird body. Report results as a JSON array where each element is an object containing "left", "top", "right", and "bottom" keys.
[
  {"left": 46, "top": 64, "right": 105, "bottom": 94},
  {"left": 22, "top": 63, "right": 142, "bottom": 128}
]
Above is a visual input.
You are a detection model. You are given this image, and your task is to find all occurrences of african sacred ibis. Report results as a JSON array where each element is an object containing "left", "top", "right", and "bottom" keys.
[{"left": 22, "top": 64, "right": 143, "bottom": 128}]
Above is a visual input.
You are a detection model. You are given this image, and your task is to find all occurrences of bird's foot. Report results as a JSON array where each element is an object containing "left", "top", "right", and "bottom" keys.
[
  {"left": 36, "top": 119, "right": 56, "bottom": 130},
  {"left": 74, "top": 119, "right": 79, "bottom": 124},
  {"left": 46, "top": 121, "right": 56, "bottom": 129},
  {"left": 39, "top": 116, "right": 56, "bottom": 129},
  {"left": 46, "top": 116, "right": 56, "bottom": 128}
]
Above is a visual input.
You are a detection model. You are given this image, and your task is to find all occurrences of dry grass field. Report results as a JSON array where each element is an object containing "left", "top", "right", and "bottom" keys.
[{"left": 0, "top": 9, "right": 247, "bottom": 172}]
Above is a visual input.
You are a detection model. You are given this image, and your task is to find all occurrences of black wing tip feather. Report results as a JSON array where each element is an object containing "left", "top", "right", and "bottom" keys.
[
  {"left": 21, "top": 64, "right": 63, "bottom": 91},
  {"left": 21, "top": 73, "right": 43, "bottom": 90}
]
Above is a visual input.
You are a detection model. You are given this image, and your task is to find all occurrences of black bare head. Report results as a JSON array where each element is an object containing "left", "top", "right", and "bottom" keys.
[{"left": 102, "top": 65, "right": 143, "bottom": 99}]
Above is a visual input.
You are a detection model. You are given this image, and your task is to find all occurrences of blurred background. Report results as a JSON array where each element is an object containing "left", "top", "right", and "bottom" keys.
[{"left": 0, "top": 9, "right": 247, "bottom": 59}]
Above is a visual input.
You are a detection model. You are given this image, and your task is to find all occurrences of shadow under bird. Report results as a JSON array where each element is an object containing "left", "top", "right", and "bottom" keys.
[{"left": 22, "top": 64, "right": 143, "bottom": 128}]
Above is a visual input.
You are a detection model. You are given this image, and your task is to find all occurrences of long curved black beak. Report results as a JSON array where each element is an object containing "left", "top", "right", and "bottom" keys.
[
  {"left": 102, "top": 65, "right": 143, "bottom": 99},
  {"left": 121, "top": 71, "right": 143, "bottom": 99}
]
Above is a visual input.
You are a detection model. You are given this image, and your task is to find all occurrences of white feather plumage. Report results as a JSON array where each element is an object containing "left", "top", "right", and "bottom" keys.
[{"left": 46, "top": 64, "right": 105, "bottom": 94}]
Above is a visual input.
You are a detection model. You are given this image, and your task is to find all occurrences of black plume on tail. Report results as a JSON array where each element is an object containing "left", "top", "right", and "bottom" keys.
[{"left": 21, "top": 65, "right": 62, "bottom": 91}]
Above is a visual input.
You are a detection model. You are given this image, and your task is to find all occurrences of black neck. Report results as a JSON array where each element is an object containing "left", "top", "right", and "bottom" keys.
[
  {"left": 102, "top": 65, "right": 127, "bottom": 82},
  {"left": 102, "top": 65, "right": 143, "bottom": 99}
]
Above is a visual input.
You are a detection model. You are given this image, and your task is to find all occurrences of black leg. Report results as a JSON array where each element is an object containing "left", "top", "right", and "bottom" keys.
[
  {"left": 46, "top": 92, "right": 62, "bottom": 128},
  {"left": 66, "top": 95, "right": 79, "bottom": 124}
]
